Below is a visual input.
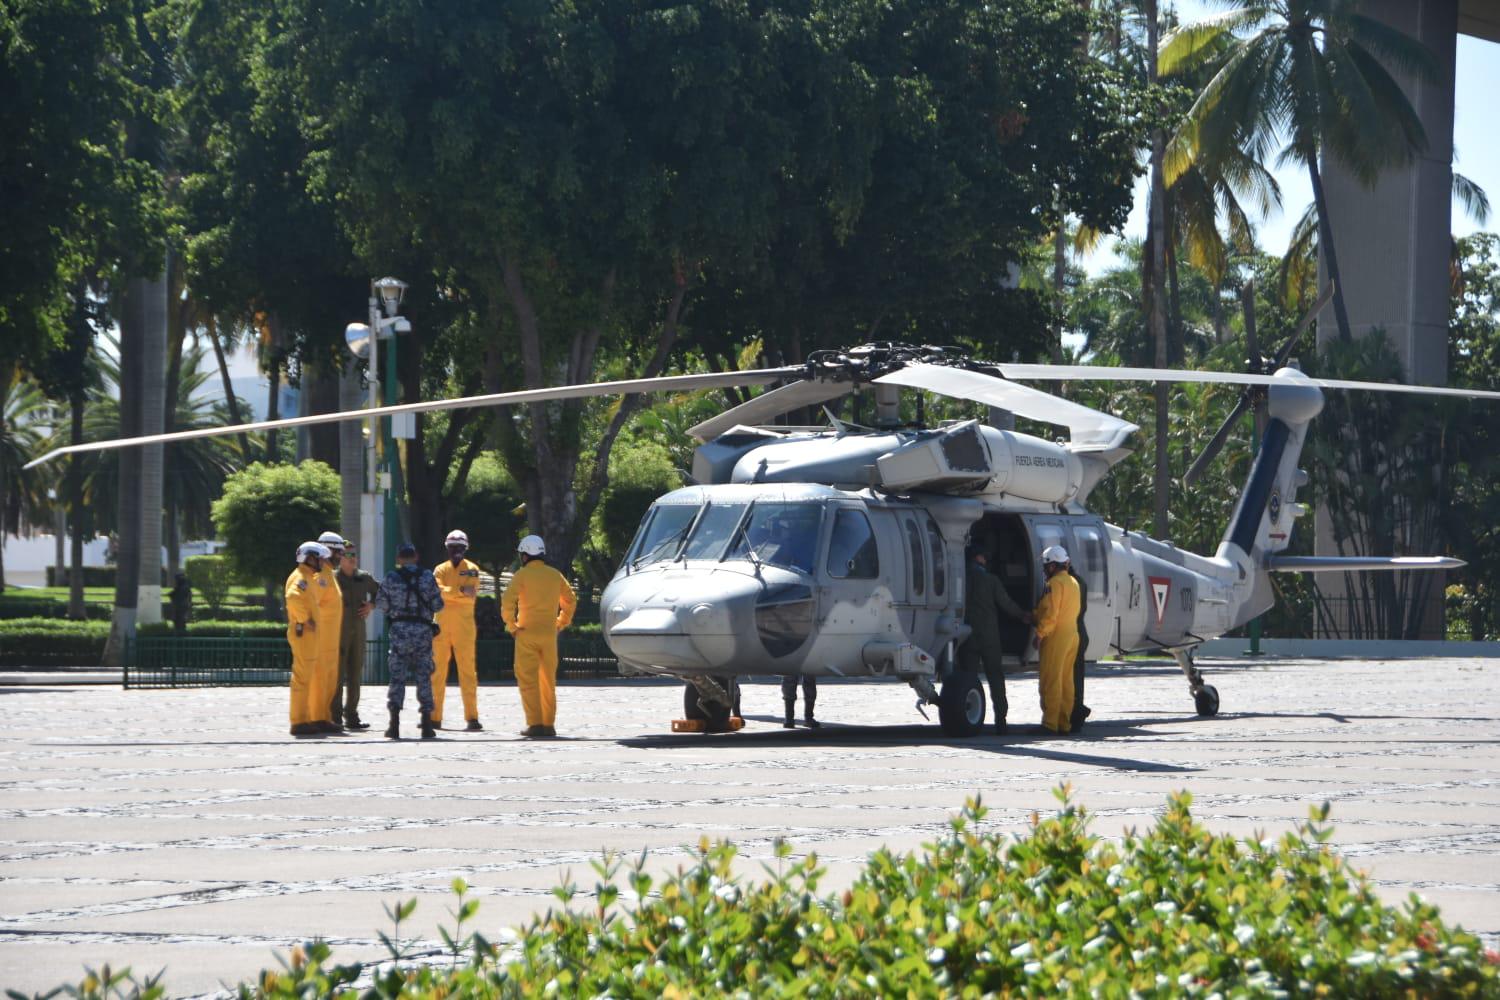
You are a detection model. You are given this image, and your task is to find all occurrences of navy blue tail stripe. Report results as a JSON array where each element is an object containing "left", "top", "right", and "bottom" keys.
[{"left": 1228, "top": 419, "right": 1291, "bottom": 555}]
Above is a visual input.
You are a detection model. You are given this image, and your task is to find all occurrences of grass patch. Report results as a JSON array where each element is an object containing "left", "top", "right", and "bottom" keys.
[{"left": 32, "top": 790, "right": 1499, "bottom": 998}]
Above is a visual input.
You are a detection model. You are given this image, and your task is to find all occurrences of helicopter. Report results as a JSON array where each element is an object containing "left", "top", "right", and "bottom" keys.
[{"left": 29, "top": 327, "right": 1500, "bottom": 737}]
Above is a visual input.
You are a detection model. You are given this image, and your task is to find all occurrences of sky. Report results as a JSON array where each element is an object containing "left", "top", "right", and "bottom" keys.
[{"left": 1079, "top": 4, "right": 1500, "bottom": 275}]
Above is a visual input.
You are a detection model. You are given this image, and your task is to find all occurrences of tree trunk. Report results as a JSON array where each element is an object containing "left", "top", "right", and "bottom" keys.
[
  {"left": 1146, "top": 0, "right": 1170, "bottom": 539},
  {"left": 207, "top": 320, "right": 251, "bottom": 455},
  {"left": 0, "top": 364, "right": 10, "bottom": 593},
  {"left": 264, "top": 325, "right": 283, "bottom": 463},
  {"left": 1165, "top": 211, "right": 1183, "bottom": 365},
  {"left": 136, "top": 257, "right": 168, "bottom": 625},
  {"left": 1052, "top": 216, "right": 1067, "bottom": 367},
  {"left": 161, "top": 263, "right": 187, "bottom": 583},
  {"left": 1307, "top": 156, "right": 1354, "bottom": 343},
  {"left": 68, "top": 386, "right": 85, "bottom": 619},
  {"left": 104, "top": 278, "right": 147, "bottom": 667}
]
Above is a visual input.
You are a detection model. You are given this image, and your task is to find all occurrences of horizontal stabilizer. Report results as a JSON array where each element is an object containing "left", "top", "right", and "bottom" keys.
[{"left": 1266, "top": 555, "right": 1465, "bottom": 572}]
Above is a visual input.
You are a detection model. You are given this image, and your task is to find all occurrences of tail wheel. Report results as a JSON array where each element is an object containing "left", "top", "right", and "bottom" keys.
[
  {"left": 937, "top": 670, "right": 986, "bottom": 736},
  {"left": 684, "top": 682, "right": 733, "bottom": 731},
  {"left": 1193, "top": 684, "right": 1220, "bottom": 717}
]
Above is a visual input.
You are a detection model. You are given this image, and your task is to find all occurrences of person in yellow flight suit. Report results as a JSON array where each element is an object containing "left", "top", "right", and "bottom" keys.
[
  {"left": 432, "top": 528, "right": 483, "bottom": 731},
  {"left": 1032, "top": 545, "right": 1081, "bottom": 735},
  {"left": 313, "top": 531, "right": 346, "bottom": 734},
  {"left": 501, "top": 534, "right": 577, "bottom": 739},
  {"left": 285, "top": 541, "right": 330, "bottom": 737}
]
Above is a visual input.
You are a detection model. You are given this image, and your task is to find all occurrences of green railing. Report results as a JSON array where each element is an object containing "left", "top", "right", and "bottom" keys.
[{"left": 123, "top": 634, "right": 621, "bottom": 688}]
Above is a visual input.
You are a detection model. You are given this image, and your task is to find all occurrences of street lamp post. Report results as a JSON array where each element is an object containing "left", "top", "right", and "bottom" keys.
[{"left": 344, "top": 278, "right": 410, "bottom": 633}]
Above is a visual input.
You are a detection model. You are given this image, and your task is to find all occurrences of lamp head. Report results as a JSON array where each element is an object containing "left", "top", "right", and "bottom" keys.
[{"left": 373, "top": 277, "right": 408, "bottom": 317}]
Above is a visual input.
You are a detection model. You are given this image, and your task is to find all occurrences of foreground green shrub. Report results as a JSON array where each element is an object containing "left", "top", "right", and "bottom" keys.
[{"left": 33, "top": 791, "right": 1499, "bottom": 998}]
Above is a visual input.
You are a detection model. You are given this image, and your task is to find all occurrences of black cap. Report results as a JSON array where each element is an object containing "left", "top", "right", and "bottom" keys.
[{"left": 396, "top": 542, "right": 418, "bottom": 557}]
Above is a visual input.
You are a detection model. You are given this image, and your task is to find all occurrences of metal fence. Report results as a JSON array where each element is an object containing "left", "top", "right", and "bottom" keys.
[{"left": 123, "top": 634, "right": 622, "bottom": 689}]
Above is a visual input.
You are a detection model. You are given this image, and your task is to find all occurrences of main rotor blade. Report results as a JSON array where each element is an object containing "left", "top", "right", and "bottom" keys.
[
  {"left": 1182, "top": 392, "right": 1253, "bottom": 487},
  {"left": 1272, "top": 282, "right": 1335, "bottom": 370},
  {"left": 875, "top": 364, "right": 1139, "bottom": 451},
  {"left": 24, "top": 368, "right": 795, "bottom": 470},
  {"left": 997, "top": 364, "right": 1500, "bottom": 401},
  {"left": 687, "top": 378, "right": 855, "bottom": 441}
]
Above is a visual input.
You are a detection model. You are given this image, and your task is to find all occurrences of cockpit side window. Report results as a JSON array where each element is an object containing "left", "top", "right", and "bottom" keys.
[
  {"left": 629, "top": 504, "right": 699, "bottom": 567},
  {"left": 727, "top": 502, "right": 822, "bottom": 574},
  {"left": 925, "top": 517, "right": 947, "bottom": 597},
  {"left": 904, "top": 518, "right": 925, "bottom": 596},
  {"left": 827, "top": 509, "right": 879, "bottom": 579}
]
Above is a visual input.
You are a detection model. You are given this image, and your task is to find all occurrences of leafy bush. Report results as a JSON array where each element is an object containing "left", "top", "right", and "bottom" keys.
[
  {"left": 184, "top": 555, "right": 234, "bottom": 615},
  {"left": 38, "top": 791, "right": 1499, "bottom": 998},
  {"left": 448, "top": 454, "right": 525, "bottom": 572},
  {"left": 211, "top": 461, "right": 340, "bottom": 590}
]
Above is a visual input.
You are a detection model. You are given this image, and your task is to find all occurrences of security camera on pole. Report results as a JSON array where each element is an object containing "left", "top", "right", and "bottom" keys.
[{"left": 344, "top": 277, "right": 411, "bottom": 639}]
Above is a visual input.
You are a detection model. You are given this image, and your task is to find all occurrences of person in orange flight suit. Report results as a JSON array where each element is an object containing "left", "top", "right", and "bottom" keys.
[
  {"left": 1032, "top": 544, "right": 1081, "bottom": 735},
  {"left": 431, "top": 529, "right": 483, "bottom": 730},
  {"left": 285, "top": 541, "right": 330, "bottom": 737},
  {"left": 500, "top": 535, "right": 577, "bottom": 738},
  {"left": 312, "top": 531, "right": 346, "bottom": 734}
]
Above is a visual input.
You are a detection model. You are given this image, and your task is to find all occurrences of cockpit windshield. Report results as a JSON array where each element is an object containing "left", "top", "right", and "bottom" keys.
[
  {"left": 629, "top": 504, "right": 698, "bottom": 567},
  {"left": 727, "top": 502, "right": 822, "bottom": 574},
  {"left": 627, "top": 499, "right": 824, "bottom": 574}
]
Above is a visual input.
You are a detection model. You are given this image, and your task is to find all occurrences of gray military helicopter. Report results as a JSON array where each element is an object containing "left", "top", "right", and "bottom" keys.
[
  {"left": 31, "top": 328, "right": 1498, "bottom": 737},
  {"left": 598, "top": 340, "right": 1490, "bottom": 735}
]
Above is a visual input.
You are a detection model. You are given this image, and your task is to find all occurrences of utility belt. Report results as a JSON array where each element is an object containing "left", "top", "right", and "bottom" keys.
[{"left": 391, "top": 614, "right": 441, "bottom": 636}]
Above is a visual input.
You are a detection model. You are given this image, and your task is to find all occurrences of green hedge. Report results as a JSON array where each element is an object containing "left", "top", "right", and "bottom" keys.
[
  {"left": 0, "top": 619, "right": 290, "bottom": 666},
  {"left": 42, "top": 791, "right": 1500, "bottom": 998},
  {"left": 0, "top": 618, "right": 108, "bottom": 667},
  {"left": 45, "top": 566, "right": 169, "bottom": 588},
  {"left": 137, "top": 620, "right": 287, "bottom": 638}
]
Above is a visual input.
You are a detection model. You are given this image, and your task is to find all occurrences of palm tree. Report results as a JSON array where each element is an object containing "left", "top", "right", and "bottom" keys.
[
  {"left": 1161, "top": 0, "right": 1437, "bottom": 344},
  {"left": 0, "top": 371, "right": 51, "bottom": 591}
]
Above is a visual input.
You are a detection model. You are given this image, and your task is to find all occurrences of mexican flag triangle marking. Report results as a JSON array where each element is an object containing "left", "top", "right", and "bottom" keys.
[{"left": 1148, "top": 576, "right": 1171, "bottom": 628}]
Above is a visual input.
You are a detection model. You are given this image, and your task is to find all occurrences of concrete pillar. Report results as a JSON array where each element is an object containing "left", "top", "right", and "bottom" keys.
[{"left": 1314, "top": 0, "right": 1457, "bottom": 639}]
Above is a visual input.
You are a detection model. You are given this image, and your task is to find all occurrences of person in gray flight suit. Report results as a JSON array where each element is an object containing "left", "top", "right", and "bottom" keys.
[
  {"left": 375, "top": 542, "right": 444, "bottom": 741},
  {"left": 959, "top": 545, "right": 1030, "bottom": 734},
  {"left": 1069, "top": 562, "right": 1091, "bottom": 731}
]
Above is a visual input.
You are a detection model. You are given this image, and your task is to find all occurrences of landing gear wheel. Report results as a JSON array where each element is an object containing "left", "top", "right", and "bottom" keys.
[
  {"left": 684, "top": 681, "right": 734, "bottom": 732},
  {"left": 937, "top": 670, "right": 986, "bottom": 736},
  {"left": 1193, "top": 684, "right": 1220, "bottom": 717}
]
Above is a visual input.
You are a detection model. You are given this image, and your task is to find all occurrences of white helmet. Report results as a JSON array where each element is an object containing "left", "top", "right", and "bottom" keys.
[
  {"left": 445, "top": 529, "right": 470, "bottom": 547},
  {"left": 518, "top": 534, "right": 546, "bottom": 557},
  {"left": 297, "top": 541, "right": 331, "bottom": 565},
  {"left": 1041, "top": 544, "right": 1070, "bottom": 565},
  {"left": 317, "top": 531, "right": 346, "bottom": 550}
]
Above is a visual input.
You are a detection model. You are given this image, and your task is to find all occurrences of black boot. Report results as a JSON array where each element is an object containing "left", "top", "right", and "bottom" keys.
[
  {"left": 805, "top": 692, "right": 821, "bottom": 729},
  {"left": 385, "top": 709, "right": 400, "bottom": 740},
  {"left": 420, "top": 710, "right": 437, "bottom": 740},
  {"left": 783, "top": 699, "right": 796, "bottom": 729},
  {"left": 346, "top": 713, "right": 370, "bottom": 731}
]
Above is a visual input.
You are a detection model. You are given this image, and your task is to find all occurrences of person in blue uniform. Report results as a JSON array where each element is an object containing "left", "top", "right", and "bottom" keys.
[{"left": 375, "top": 542, "right": 444, "bottom": 740}]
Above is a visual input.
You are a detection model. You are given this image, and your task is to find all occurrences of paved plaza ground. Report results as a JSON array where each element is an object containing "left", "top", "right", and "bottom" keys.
[{"left": 1, "top": 655, "right": 1497, "bottom": 996}]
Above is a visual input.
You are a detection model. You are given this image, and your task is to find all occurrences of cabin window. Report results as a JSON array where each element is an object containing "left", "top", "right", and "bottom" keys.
[
  {"left": 681, "top": 503, "right": 749, "bottom": 561},
  {"left": 827, "top": 509, "right": 879, "bottom": 579},
  {"left": 629, "top": 504, "right": 700, "bottom": 567},
  {"left": 904, "top": 518, "right": 925, "bottom": 596},
  {"left": 925, "top": 517, "right": 947, "bottom": 596},
  {"left": 1070, "top": 524, "right": 1108, "bottom": 599},
  {"left": 727, "top": 502, "right": 822, "bottom": 574}
]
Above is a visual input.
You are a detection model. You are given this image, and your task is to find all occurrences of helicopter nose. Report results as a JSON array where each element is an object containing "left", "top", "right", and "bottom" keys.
[{"left": 603, "top": 575, "right": 758, "bottom": 671}]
